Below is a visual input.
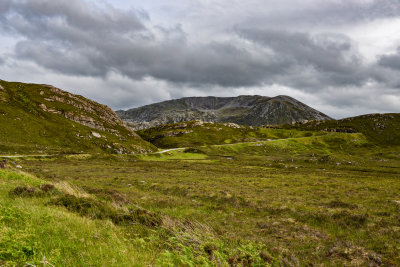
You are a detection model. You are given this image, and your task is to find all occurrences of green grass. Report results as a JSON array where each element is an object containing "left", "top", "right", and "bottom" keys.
[
  {"left": 138, "top": 151, "right": 209, "bottom": 161},
  {"left": 137, "top": 120, "right": 325, "bottom": 148},
  {"left": 0, "top": 168, "right": 273, "bottom": 266},
  {"left": 18, "top": 133, "right": 400, "bottom": 266}
]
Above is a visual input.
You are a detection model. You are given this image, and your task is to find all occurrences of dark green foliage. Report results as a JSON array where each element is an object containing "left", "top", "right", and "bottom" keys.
[
  {"left": 9, "top": 184, "right": 58, "bottom": 198},
  {"left": 50, "top": 194, "right": 114, "bottom": 220},
  {"left": 82, "top": 186, "right": 129, "bottom": 204},
  {"left": 49, "top": 194, "right": 162, "bottom": 227},
  {"left": 9, "top": 186, "right": 38, "bottom": 197},
  {"left": 39, "top": 184, "right": 55, "bottom": 193},
  {"left": 184, "top": 148, "right": 205, "bottom": 154}
]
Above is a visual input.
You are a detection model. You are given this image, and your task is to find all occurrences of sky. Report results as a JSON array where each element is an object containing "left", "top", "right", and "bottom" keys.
[{"left": 1, "top": 0, "right": 400, "bottom": 118}]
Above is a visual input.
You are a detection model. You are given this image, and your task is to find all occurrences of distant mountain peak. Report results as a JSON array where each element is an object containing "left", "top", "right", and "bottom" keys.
[{"left": 117, "top": 95, "right": 332, "bottom": 130}]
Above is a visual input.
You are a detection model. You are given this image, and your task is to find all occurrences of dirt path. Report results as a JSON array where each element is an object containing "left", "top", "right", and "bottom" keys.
[{"left": 0, "top": 155, "right": 56, "bottom": 158}]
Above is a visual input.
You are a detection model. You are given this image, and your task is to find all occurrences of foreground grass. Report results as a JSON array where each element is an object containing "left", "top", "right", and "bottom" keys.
[
  {"left": 21, "top": 133, "right": 400, "bottom": 266},
  {"left": 0, "top": 169, "right": 150, "bottom": 266},
  {"left": 0, "top": 169, "right": 271, "bottom": 266}
]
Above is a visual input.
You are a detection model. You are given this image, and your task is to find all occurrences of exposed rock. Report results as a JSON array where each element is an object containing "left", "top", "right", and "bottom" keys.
[
  {"left": 92, "top": 132, "right": 101, "bottom": 138},
  {"left": 36, "top": 84, "right": 138, "bottom": 136},
  {"left": 39, "top": 103, "right": 47, "bottom": 111},
  {"left": 117, "top": 95, "right": 332, "bottom": 130}
]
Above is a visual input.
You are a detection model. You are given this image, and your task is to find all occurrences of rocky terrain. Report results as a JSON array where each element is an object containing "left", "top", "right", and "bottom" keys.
[
  {"left": 117, "top": 95, "right": 332, "bottom": 130},
  {"left": 0, "top": 79, "right": 156, "bottom": 154}
]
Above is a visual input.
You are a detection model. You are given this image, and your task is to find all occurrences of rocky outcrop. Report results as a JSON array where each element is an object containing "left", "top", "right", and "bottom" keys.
[
  {"left": 117, "top": 95, "right": 332, "bottom": 130},
  {"left": 39, "top": 84, "right": 135, "bottom": 136}
]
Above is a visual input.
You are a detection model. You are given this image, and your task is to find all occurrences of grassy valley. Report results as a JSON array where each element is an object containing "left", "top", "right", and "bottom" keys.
[
  {"left": 1, "top": 80, "right": 400, "bottom": 266},
  {"left": 2, "top": 128, "right": 398, "bottom": 266}
]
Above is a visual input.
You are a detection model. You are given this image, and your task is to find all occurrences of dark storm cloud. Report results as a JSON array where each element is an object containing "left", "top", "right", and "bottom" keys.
[
  {"left": 0, "top": 0, "right": 382, "bottom": 90},
  {"left": 236, "top": 28, "right": 369, "bottom": 89},
  {"left": 378, "top": 48, "right": 400, "bottom": 71}
]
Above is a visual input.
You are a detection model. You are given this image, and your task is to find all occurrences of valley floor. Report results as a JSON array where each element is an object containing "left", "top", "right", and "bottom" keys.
[
  {"left": 18, "top": 138, "right": 400, "bottom": 265},
  {"left": 1, "top": 133, "right": 400, "bottom": 266}
]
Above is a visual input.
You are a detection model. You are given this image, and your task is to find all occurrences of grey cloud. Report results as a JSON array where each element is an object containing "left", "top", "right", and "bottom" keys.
[
  {"left": 378, "top": 48, "right": 400, "bottom": 71},
  {"left": 268, "top": 0, "right": 400, "bottom": 26},
  {"left": 15, "top": 41, "right": 109, "bottom": 76},
  {"left": 235, "top": 28, "right": 370, "bottom": 89},
  {"left": 2, "top": 0, "right": 144, "bottom": 36},
  {"left": 1, "top": 0, "right": 398, "bottom": 91},
  {"left": 0, "top": 0, "right": 399, "bottom": 118}
]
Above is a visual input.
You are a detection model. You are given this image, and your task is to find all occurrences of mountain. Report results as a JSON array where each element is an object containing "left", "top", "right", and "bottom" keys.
[
  {"left": 0, "top": 79, "right": 156, "bottom": 154},
  {"left": 288, "top": 113, "right": 400, "bottom": 146},
  {"left": 116, "top": 95, "right": 332, "bottom": 130}
]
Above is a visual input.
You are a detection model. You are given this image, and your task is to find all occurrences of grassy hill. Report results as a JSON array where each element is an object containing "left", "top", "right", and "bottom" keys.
[
  {"left": 0, "top": 80, "right": 156, "bottom": 154},
  {"left": 137, "top": 120, "right": 326, "bottom": 148},
  {"left": 287, "top": 113, "right": 400, "bottom": 146}
]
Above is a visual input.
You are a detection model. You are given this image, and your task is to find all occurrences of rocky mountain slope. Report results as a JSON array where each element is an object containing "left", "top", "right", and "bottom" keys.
[
  {"left": 0, "top": 79, "right": 156, "bottom": 154},
  {"left": 117, "top": 95, "right": 332, "bottom": 130}
]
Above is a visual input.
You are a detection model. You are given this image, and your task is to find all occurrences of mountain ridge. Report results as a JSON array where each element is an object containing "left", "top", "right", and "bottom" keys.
[{"left": 117, "top": 95, "right": 332, "bottom": 130}]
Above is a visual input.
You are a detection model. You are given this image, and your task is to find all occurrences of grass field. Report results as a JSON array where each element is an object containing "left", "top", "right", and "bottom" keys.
[{"left": 9, "top": 133, "right": 399, "bottom": 266}]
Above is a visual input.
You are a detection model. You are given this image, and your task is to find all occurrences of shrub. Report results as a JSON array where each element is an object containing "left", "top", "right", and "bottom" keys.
[
  {"left": 9, "top": 186, "right": 38, "bottom": 197},
  {"left": 49, "top": 194, "right": 162, "bottom": 227}
]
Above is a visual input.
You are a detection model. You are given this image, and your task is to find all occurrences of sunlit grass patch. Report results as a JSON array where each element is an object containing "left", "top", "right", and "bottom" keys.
[{"left": 137, "top": 151, "right": 209, "bottom": 161}]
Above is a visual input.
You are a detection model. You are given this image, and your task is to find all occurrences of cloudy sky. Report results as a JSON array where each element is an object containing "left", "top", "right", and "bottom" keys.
[{"left": 1, "top": 0, "right": 400, "bottom": 118}]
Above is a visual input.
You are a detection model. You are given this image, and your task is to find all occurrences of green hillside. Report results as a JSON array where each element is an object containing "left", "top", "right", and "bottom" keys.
[
  {"left": 288, "top": 113, "right": 400, "bottom": 146},
  {"left": 138, "top": 120, "right": 325, "bottom": 148},
  {"left": 0, "top": 80, "right": 156, "bottom": 154}
]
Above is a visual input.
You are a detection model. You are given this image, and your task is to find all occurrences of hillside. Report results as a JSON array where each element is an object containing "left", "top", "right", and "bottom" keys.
[
  {"left": 138, "top": 120, "right": 325, "bottom": 148},
  {"left": 0, "top": 80, "right": 156, "bottom": 154},
  {"left": 117, "top": 95, "right": 332, "bottom": 130},
  {"left": 288, "top": 113, "right": 400, "bottom": 146}
]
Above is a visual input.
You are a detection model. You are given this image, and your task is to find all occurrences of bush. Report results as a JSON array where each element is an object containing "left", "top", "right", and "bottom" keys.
[
  {"left": 9, "top": 184, "right": 58, "bottom": 198},
  {"left": 50, "top": 194, "right": 162, "bottom": 227},
  {"left": 9, "top": 186, "right": 38, "bottom": 197}
]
